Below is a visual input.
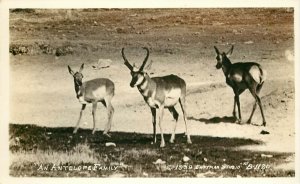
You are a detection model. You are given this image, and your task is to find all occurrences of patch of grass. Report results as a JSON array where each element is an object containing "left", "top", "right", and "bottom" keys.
[
  {"left": 9, "top": 124, "right": 295, "bottom": 177},
  {"left": 10, "top": 143, "right": 102, "bottom": 167},
  {"left": 123, "top": 148, "right": 159, "bottom": 160}
]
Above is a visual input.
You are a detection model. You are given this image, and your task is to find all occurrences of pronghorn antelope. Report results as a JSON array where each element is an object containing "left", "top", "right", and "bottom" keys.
[
  {"left": 122, "top": 47, "right": 192, "bottom": 147},
  {"left": 68, "top": 63, "right": 115, "bottom": 136},
  {"left": 214, "top": 45, "right": 267, "bottom": 126}
]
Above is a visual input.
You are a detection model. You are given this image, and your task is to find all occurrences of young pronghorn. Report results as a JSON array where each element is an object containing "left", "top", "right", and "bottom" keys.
[
  {"left": 68, "top": 63, "right": 115, "bottom": 136},
  {"left": 214, "top": 45, "right": 267, "bottom": 126},
  {"left": 122, "top": 47, "right": 192, "bottom": 147}
]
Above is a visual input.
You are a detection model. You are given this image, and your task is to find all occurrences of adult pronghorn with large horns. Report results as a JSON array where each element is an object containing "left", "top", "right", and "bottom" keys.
[
  {"left": 214, "top": 45, "right": 267, "bottom": 126},
  {"left": 68, "top": 63, "right": 115, "bottom": 136},
  {"left": 122, "top": 47, "right": 192, "bottom": 147}
]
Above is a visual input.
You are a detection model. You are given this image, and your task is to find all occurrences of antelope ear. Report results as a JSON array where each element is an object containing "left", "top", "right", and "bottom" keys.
[
  {"left": 79, "top": 63, "right": 84, "bottom": 72},
  {"left": 226, "top": 45, "right": 234, "bottom": 57},
  {"left": 144, "top": 60, "right": 153, "bottom": 71},
  {"left": 214, "top": 46, "right": 220, "bottom": 55},
  {"left": 68, "top": 65, "right": 74, "bottom": 75}
]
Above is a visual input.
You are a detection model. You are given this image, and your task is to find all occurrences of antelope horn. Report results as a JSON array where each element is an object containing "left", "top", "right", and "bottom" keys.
[
  {"left": 121, "top": 48, "right": 133, "bottom": 71},
  {"left": 139, "top": 47, "right": 150, "bottom": 71}
]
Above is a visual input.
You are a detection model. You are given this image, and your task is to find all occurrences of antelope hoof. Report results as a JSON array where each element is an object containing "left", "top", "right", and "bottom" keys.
[
  {"left": 262, "top": 122, "right": 266, "bottom": 127},
  {"left": 73, "top": 129, "right": 78, "bottom": 134},
  {"left": 160, "top": 142, "right": 165, "bottom": 148},
  {"left": 103, "top": 132, "right": 111, "bottom": 138},
  {"left": 169, "top": 139, "right": 175, "bottom": 144},
  {"left": 246, "top": 119, "right": 252, "bottom": 124},
  {"left": 92, "top": 130, "right": 96, "bottom": 134},
  {"left": 235, "top": 119, "right": 241, "bottom": 124},
  {"left": 187, "top": 139, "right": 192, "bottom": 144},
  {"left": 153, "top": 137, "right": 157, "bottom": 143}
]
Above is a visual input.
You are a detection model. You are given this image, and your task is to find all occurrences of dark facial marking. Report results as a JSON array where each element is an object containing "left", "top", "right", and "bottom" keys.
[{"left": 74, "top": 72, "right": 83, "bottom": 86}]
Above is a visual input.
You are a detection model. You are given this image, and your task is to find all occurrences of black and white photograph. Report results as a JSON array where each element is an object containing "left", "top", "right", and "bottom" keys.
[{"left": 0, "top": 0, "right": 299, "bottom": 183}]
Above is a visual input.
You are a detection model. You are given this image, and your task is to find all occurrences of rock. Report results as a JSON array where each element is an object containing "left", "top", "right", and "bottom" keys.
[
  {"left": 260, "top": 130, "right": 270, "bottom": 135},
  {"left": 105, "top": 142, "right": 116, "bottom": 147},
  {"left": 261, "top": 154, "right": 273, "bottom": 158},
  {"left": 153, "top": 159, "right": 166, "bottom": 165},
  {"left": 93, "top": 59, "right": 112, "bottom": 69},
  {"left": 244, "top": 40, "right": 254, "bottom": 44},
  {"left": 116, "top": 27, "right": 126, "bottom": 33},
  {"left": 142, "top": 172, "right": 148, "bottom": 177},
  {"left": 182, "top": 156, "right": 190, "bottom": 162}
]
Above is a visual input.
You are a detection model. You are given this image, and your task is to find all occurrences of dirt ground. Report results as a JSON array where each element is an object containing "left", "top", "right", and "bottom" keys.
[{"left": 9, "top": 9, "right": 295, "bottom": 176}]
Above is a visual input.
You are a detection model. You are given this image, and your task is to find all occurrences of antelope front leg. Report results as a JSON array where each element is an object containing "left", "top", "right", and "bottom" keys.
[
  {"left": 73, "top": 104, "right": 86, "bottom": 134},
  {"left": 150, "top": 108, "right": 157, "bottom": 144},
  {"left": 158, "top": 106, "right": 165, "bottom": 148},
  {"left": 92, "top": 102, "right": 98, "bottom": 134}
]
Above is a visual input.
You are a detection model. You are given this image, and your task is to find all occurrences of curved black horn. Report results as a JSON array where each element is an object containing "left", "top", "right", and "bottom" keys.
[
  {"left": 139, "top": 47, "right": 150, "bottom": 71},
  {"left": 121, "top": 48, "right": 133, "bottom": 71}
]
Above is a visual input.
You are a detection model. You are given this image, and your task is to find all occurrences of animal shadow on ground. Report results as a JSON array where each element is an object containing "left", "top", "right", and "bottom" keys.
[
  {"left": 9, "top": 123, "right": 262, "bottom": 153},
  {"left": 188, "top": 116, "right": 237, "bottom": 124}
]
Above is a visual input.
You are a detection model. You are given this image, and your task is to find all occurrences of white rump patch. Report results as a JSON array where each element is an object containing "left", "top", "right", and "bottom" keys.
[
  {"left": 249, "top": 65, "right": 261, "bottom": 83},
  {"left": 261, "top": 69, "right": 267, "bottom": 83}
]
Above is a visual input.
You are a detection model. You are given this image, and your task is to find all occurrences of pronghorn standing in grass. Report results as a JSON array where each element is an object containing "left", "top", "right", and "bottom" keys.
[
  {"left": 68, "top": 63, "right": 115, "bottom": 136},
  {"left": 214, "top": 45, "right": 267, "bottom": 126},
  {"left": 122, "top": 47, "right": 192, "bottom": 147}
]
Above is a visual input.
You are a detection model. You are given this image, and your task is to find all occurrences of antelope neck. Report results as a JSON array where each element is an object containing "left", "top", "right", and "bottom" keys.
[
  {"left": 222, "top": 57, "right": 232, "bottom": 76},
  {"left": 137, "top": 74, "right": 153, "bottom": 96},
  {"left": 74, "top": 80, "right": 83, "bottom": 99}
]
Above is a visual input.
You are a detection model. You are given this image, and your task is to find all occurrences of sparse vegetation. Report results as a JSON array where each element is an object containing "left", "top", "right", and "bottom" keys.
[
  {"left": 9, "top": 8, "right": 295, "bottom": 177},
  {"left": 9, "top": 124, "right": 294, "bottom": 177}
]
